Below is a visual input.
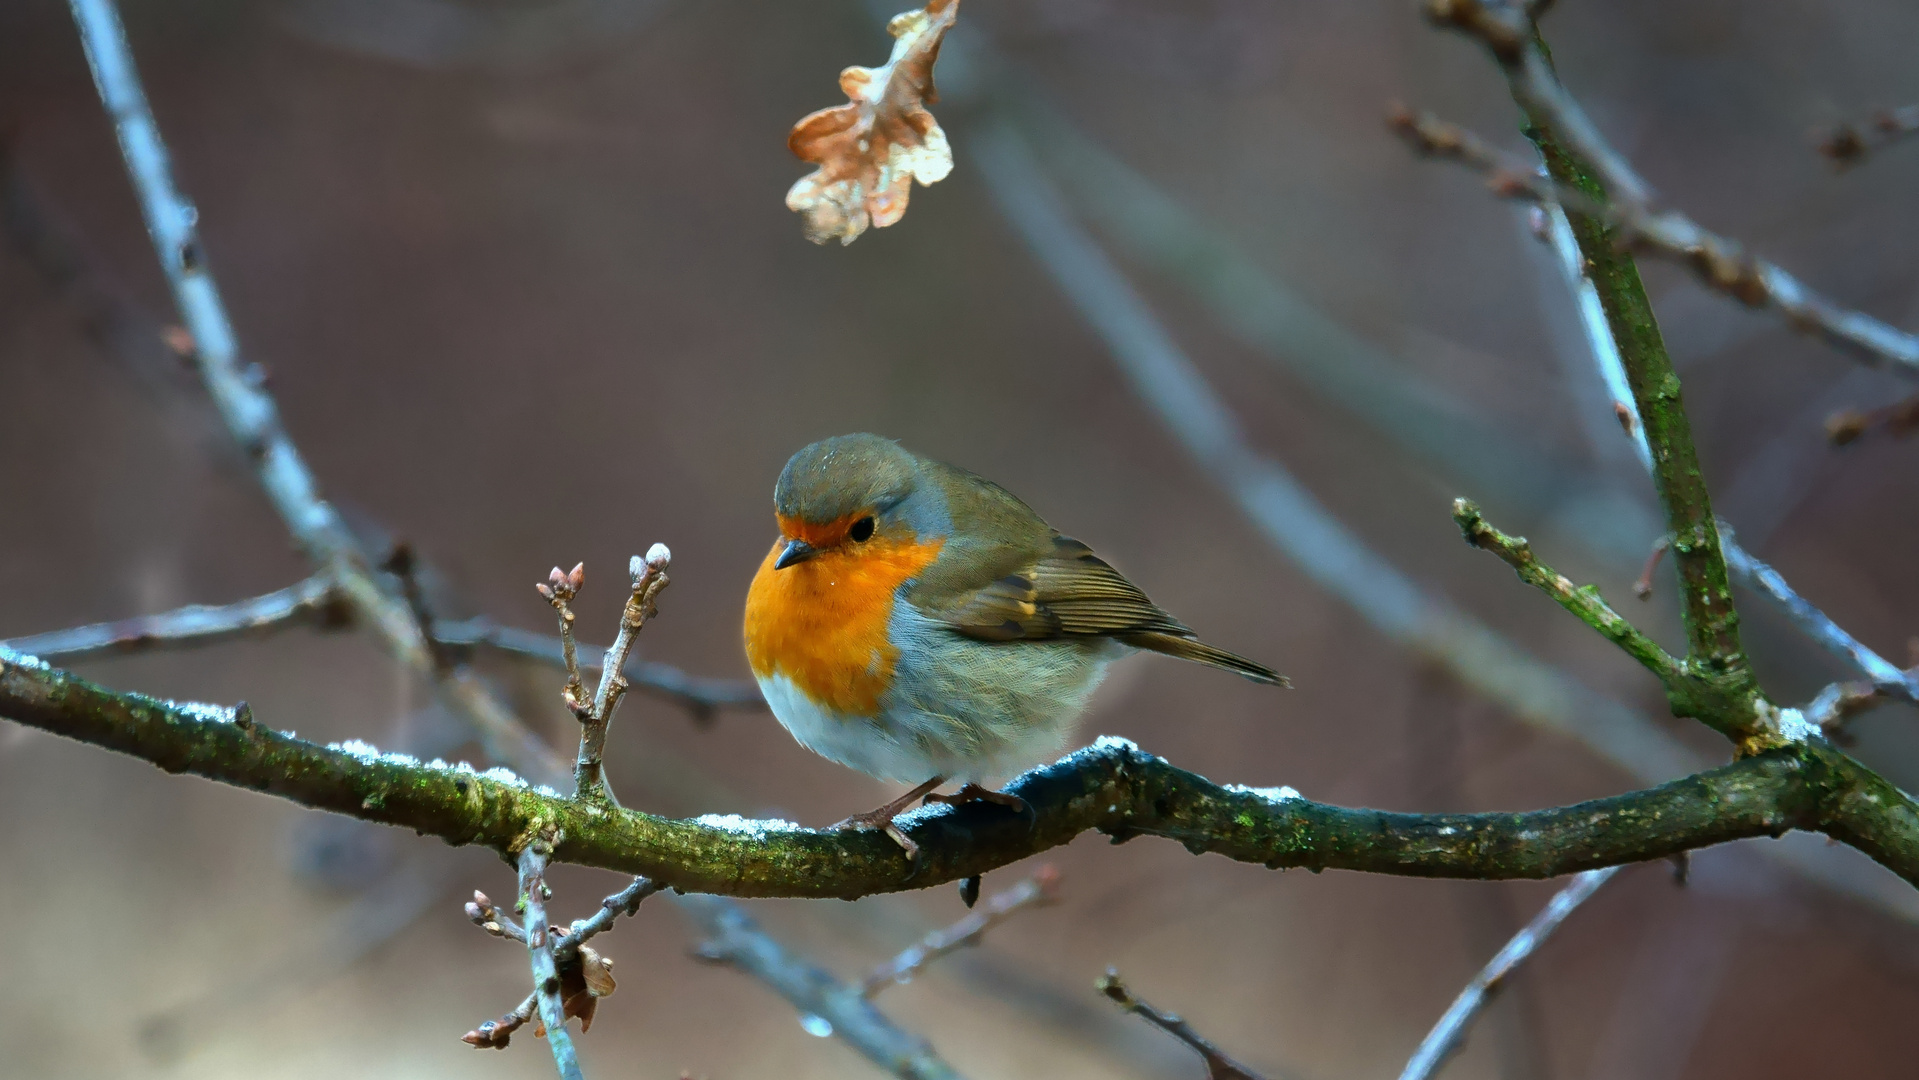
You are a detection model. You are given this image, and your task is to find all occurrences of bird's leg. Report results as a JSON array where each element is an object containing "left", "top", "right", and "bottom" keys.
[
  {"left": 923, "top": 782, "right": 1031, "bottom": 818},
  {"left": 832, "top": 775, "right": 945, "bottom": 863}
]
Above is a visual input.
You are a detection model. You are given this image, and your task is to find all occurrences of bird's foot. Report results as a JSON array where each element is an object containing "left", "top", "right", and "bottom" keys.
[
  {"left": 832, "top": 776, "right": 945, "bottom": 865},
  {"left": 923, "top": 782, "right": 1032, "bottom": 820}
]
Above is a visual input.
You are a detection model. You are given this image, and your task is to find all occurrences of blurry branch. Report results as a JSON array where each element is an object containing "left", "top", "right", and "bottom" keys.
[
  {"left": 1817, "top": 104, "right": 1919, "bottom": 170},
  {"left": 1722, "top": 540, "right": 1919, "bottom": 708},
  {"left": 861, "top": 866, "right": 1059, "bottom": 998},
  {"left": 1096, "top": 970, "right": 1265, "bottom": 1080},
  {"left": 1825, "top": 395, "right": 1919, "bottom": 446},
  {"left": 1, "top": 576, "right": 344, "bottom": 662},
  {"left": 0, "top": 587, "right": 762, "bottom": 719},
  {"left": 69, "top": 0, "right": 557, "bottom": 776},
  {"left": 10, "top": 657, "right": 1919, "bottom": 893},
  {"left": 1389, "top": 106, "right": 1919, "bottom": 380},
  {"left": 432, "top": 615, "right": 764, "bottom": 718},
  {"left": 1397, "top": 868, "right": 1620, "bottom": 1080},
  {"left": 1419, "top": 0, "right": 1919, "bottom": 378},
  {"left": 684, "top": 895, "right": 966, "bottom": 1080},
  {"left": 517, "top": 840, "right": 587, "bottom": 1080},
  {"left": 941, "top": 28, "right": 1662, "bottom": 566},
  {"left": 969, "top": 118, "right": 1700, "bottom": 785}
]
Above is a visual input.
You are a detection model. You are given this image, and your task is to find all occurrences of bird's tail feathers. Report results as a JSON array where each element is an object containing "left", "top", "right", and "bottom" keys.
[{"left": 1119, "top": 632, "right": 1290, "bottom": 687}]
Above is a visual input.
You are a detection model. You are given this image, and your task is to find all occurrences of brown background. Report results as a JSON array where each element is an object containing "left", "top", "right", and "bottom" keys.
[{"left": 4, "top": 1, "right": 1919, "bottom": 1077}]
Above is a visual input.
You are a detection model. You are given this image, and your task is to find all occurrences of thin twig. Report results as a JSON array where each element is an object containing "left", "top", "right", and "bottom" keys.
[
  {"left": 538, "top": 563, "right": 592, "bottom": 720},
  {"left": 558, "top": 876, "right": 663, "bottom": 962},
  {"left": 466, "top": 889, "right": 529, "bottom": 942},
  {"left": 861, "top": 866, "right": 1060, "bottom": 997},
  {"left": 1397, "top": 867, "right": 1620, "bottom": 1080},
  {"left": 0, "top": 576, "right": 342, "bottom": 661},
  {"left": 519, "top": 841, "right": 586, "bottom": 1080},
  {"left": 1096, "top": 969, "right": 1266, "bottom": 1080},
  {"left": 1817, "top": 103, "right": 1919, "bottom": 170},
  {"left": 1415, "top": 0, "right": 1919, "bottom": 378},
  {"left": 575, "top": 546, "right": 671, "bottom": 803},
  {"left": 430, "top": 616, "right": 764, "bottom": 717},
  {"left": 682, "top": 894, "right": 966, "bottom": 1080},
  {"left": 1452, "top": 500, "right": 1683, "bottom": 687},
  {"left": 463, "top": 991, "right": 539, "bottom": 1050}
]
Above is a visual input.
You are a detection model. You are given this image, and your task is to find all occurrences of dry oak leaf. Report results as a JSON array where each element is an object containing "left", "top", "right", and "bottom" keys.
[{"left": 786, "top": 0, "right": 960, "bottom": 245}]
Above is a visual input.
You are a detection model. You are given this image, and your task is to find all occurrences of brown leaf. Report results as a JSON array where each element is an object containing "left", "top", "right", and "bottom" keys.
[
  {"left": 579, "top": 945, "right": 617, "bottom": 998},
  {"left": 786, "top": 1, "right": 960, "bottom": 245}
]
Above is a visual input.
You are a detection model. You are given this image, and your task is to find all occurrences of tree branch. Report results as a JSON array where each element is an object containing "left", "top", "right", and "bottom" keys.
[
  {"left": 0, "top": 576, "right": 343, "bottom": 661},
  {"left": 683, "top": 895, "right": 965, "bottom": 1080},
  {"left": 519, "top": 841, "right": 587, "bottom": 1080},
  {"left": 1397, "top": 867, "right": 1620, "bottom": 1080},
  {"left": 7, "top": 653, "right": 1915, "bottom": 896},
  {"left": 1721, "top": 539, "right": 1919, "bottom": 706},
  {"left": 1420, "top": 0, "right": 1919, "bottom": 378},
  {"left": 1452, "top": 501, "right": 1681, "bottom": 686}
]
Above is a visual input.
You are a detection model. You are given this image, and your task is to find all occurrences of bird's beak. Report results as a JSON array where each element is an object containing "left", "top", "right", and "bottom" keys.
[{"left": 774, "top": 538, "right": 818, "bottom": 570}]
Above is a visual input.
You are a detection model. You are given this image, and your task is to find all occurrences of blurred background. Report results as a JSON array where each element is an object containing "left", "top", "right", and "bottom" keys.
[{"left": 4, "top": 0, "right": 1919, "bottom": 1077}]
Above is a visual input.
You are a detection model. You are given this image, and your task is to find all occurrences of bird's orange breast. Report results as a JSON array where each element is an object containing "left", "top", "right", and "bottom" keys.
[{"left": 744, "top": 530, "right": 945, "bottom": 717}]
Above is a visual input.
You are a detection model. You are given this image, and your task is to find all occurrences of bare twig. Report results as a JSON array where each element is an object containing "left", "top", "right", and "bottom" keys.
[
  {"left": 430, "top": 616, "right": 764, "bottom": 718},
  {"left": 1096, "top": 969, "right": 1266, "bottom": 1080},
  {"left": 1389, "top": 95, "right": 1919, "bottom": 378},
  {"left": 0, "top": 576, "right": 342, "bottom": 662},
  {"left": 519, "top": 840, "right": 586, "bottom": 1080},
  {"left": 574, "top": 547, "right": 671, "bottom": 803},
  {"left": 1632, "top": 536, "right": 1671, "bottom": 602},
  {"left": 682, "top": 894, "right": 966, "bottom": 1080},
  {"left": 1397, "top": 867, "right": 1621, "bottom": 1080},
  {"left": 1817, "top": 103, "right": 1919, "bottom": 170},
  {"left": 861, "top": 866, "right": 1060, "bottom": 997},
  {"left": 538, "top": 563, "right": 592, "bottom": 720},
  {"left": 558, "top": 876, "right": 663, "bottom": 962},
  {"left": 463, "top": 991, "right": 539, "bottom": 1050},
  {"left": 466, "top": 889, "right": 528, "bottom": 942}
]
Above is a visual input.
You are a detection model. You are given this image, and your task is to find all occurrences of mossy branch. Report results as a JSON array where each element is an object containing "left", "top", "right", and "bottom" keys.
[
  {"left": 1504, "top": 30, "right": 1758, "bottom": 728},
  {"left": 7, "top": 652, "right": 1917, "bottom": 896},
  {"left": 1453, "top": 499, "right": 1681, "bottom": 684}
]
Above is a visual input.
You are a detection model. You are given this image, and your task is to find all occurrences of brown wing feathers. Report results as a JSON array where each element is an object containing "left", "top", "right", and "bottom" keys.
[{"left": 944, "top": 535, "right": 1288, "bottom": 686}]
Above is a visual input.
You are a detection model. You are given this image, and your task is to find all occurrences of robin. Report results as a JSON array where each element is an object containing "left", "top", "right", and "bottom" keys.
[{"left": 743, "top": 433, "right": 1287, "bottom": 860}]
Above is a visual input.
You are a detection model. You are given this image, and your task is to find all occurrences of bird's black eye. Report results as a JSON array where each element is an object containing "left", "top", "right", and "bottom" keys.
[{"left": 849, "top": 516, "right": 876, "bottom": 543}]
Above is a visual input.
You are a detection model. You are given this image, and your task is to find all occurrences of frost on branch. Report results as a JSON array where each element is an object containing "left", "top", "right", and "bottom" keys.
[{"left": 785, "top": 0, "right": 959, "bottom": 245}]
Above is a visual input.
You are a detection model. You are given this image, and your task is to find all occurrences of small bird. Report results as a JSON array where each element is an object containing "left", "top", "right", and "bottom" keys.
[{"left": 744, "top": 434, "right": 1286, "bottom": 858}]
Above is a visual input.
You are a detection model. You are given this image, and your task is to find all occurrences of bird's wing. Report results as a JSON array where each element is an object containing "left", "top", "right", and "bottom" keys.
[
  {"left": 931, "top": 534, "right": 1190, "bottom": 642},
  {"left": 927, "top": 535, "right": 1290, "bottom": 685}
]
